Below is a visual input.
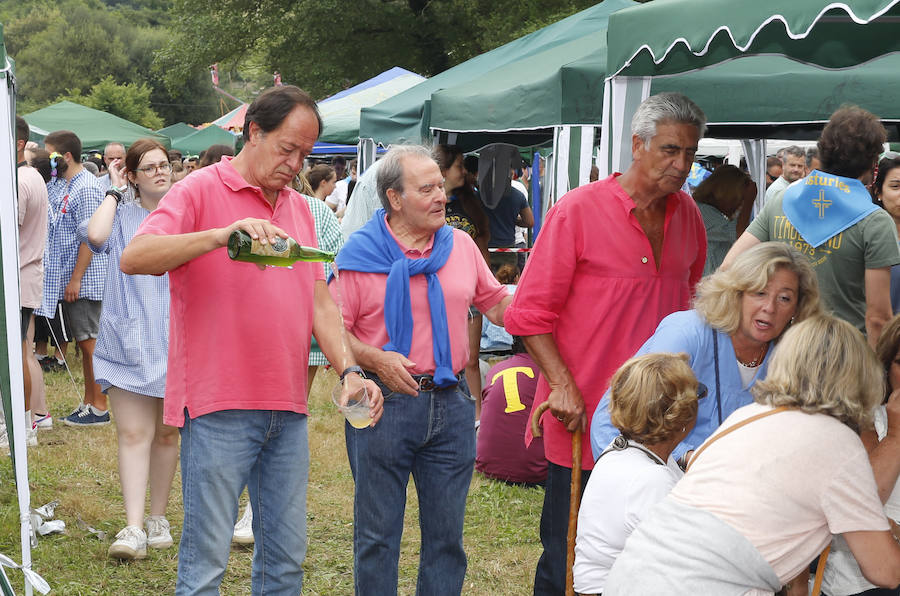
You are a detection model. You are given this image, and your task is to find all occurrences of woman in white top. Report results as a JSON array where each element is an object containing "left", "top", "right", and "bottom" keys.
[
  {"left": 605, "top": 315, "right": 900, "bottom": 595},
  {"left": 822, "top": 314, "right": 900, "bottom": 596},
  {"left": 573, "top": 352, "right": 704, "bottom": 595}
]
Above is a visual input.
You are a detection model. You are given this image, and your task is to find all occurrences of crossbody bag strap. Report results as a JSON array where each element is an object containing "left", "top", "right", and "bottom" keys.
[
  {"left": 713, "top": 329, "right": 722, "bottom": 425},
  {"left": 811, "top": 544, "right": 831, "bottom": 596},
  {"left": 686, "top": 406, "right": 791, "bottom": 472}
]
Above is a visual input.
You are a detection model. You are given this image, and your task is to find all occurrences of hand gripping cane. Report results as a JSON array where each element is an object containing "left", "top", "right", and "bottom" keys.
[{"left": 531, "top": 400, "right": 583, "bottom": 596}]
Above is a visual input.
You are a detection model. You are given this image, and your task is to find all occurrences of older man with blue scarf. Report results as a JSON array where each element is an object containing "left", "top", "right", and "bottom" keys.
[{"left": 331, "top": 144, "right": 512, "bottom": 595}]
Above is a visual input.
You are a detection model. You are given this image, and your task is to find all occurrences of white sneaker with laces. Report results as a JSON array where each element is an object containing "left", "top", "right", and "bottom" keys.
[
  {"left": 232, "top": 504, "right": 254, "bottom": 544},
  {"left": 108, "top": 525, "right": 148, "bottom": 560},
  {"left": 145, "top": 516, "right": 173, "bottom": 549}
]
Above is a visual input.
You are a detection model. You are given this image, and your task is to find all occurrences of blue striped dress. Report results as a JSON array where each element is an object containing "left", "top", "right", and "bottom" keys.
[{"left": 77, "top": 202, "right": 170, "bottom": 397}]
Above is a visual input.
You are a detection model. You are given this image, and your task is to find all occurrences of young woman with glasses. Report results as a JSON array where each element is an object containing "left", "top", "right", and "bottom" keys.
[{"left": 81, "top": 138, "right": 179, "bottom": 560}]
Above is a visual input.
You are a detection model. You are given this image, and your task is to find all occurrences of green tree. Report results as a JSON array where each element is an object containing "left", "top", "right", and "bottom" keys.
[
  {"left": 59, "top": 76, "right": 164, "bottom": 129},
  {"left": 156, "top": 0, "right": 600, "bottom": 101},
  {"left": 6, "top": 0, "right": 220, "bottom": 124}
]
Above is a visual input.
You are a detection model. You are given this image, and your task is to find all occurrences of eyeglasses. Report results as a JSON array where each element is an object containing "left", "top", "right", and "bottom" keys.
[{"left": 136, "top": 162, "right": 173, "bottom": 175}]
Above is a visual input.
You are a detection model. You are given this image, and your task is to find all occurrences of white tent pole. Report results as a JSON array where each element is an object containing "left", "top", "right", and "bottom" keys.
[
  {"left": 1, "top": 60, "right": 35, "bottom": 596},
  {"left": 576, "top": 126, "right": 592, "bottom": 187},
  {"left": 741, "top": 139, "right": 766, "bottom": 218},
  {"left": 357, "top": 138, "right": 376, "bottom": 175},
  {"left": 599, "top": 79, "right": 612, "bottom": 179},
  {"left": 554, "top": 125, "right": 571, "bottom": 202}
]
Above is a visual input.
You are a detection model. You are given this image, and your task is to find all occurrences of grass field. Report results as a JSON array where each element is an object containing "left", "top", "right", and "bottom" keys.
[{"left": 0, "top": 357, "right": 544, "bottom": 595}]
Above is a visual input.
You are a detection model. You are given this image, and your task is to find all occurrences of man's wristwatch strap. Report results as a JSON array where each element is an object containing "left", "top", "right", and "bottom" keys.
[{"left": 339, "top": 365, "right": 366, "bottom": 381}]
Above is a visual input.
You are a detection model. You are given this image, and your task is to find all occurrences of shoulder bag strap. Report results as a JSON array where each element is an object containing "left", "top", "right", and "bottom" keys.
[
  {"left": 686, "top": 406, "right": 791, "bottom": 472},
  {"left": 713, "top": 328, "right": 722, "bottom": 425}
]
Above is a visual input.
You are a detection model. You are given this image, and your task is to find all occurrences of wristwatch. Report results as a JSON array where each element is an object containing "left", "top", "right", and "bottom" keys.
[
  {"left": 339, "top": 365, "right": 366, "bottom": 381},
  {"left": 106, "top": 187, "right": 124, "bottom": 204}
]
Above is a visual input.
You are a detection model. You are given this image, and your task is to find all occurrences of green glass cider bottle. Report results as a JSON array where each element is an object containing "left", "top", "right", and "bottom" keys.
[{"left": 227, "top": 230, "right": 335, "bottom": 266}]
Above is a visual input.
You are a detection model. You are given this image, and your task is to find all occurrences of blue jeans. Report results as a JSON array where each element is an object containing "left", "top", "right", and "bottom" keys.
[
  {"left": 345, "top": 377, "right": 476, "bottom": 596},
  {"left": 533, "top": 462, "right": 591, "bottom": 596},
  {"left": 176, "top": 409, "right": 309, "bottom": 596}
]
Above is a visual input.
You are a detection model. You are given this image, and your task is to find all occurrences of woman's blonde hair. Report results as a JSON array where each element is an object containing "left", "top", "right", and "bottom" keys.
[
  {"left": 875, "top": 313, "right": 900, "bottom": 399},
  {"left": 694, "top": 242, "right": 822, "bottom": 335},
  {"left": 752, "top": 315, "right": 882, "bottom": 431},
  {"left": 609, "top": 352, "right": 700, "bottom": 444}
]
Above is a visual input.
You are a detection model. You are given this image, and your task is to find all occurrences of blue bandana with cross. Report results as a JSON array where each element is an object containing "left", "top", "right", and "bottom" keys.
[{"left": 781, "top": 170, "right": 877, "bottom": 248}]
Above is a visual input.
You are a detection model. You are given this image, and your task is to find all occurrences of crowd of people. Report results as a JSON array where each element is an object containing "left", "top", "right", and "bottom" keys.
[{"left": 7, "top": 82, "right": 900, "bottom": 596}]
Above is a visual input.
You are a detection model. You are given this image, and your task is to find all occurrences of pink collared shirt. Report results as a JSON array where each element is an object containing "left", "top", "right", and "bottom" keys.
[
  {"left": 505, "top": 174, "right": 707, "bottom": 469},
  {"left": 136, "top": 157, "right": 324, "bottom": 427},
  {"left": 333, "top": 219, "right": 507, "bottom": 375}
]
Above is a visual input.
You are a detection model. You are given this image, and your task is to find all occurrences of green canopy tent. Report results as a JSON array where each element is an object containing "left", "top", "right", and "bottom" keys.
[
  {"left": 1, "top": 23, "right": 51, "bottom": 596},
  {"left": 429, "top": 6, "right": 900, "bottom": 206},
  {"left": 170, "top": 124, "right": 238, "bottom": 156},
  {"left": 600, "top": 0, "right": 900, "bottom": 180},
  {"left": 23, "top": 101, "right": 170, "bottom": 153},
  {"left": 431, "top": 36, "right": 900, "bottom": 143},
  {"left": 156, "top": 122, "right": 197, "bottom": 142}
]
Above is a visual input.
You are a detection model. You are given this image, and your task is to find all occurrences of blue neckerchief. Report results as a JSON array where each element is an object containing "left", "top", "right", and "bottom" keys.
[
  {"left": 332, "top": 209, "right": 456, "bottom": 387},
  {"left": 782, "top": 170, "right": 877, "bottom": 248}
]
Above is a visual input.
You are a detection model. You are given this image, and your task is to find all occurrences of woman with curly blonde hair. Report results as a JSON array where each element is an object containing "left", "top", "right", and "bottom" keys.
[
  {"left": 605, "top": 315, "right": 900, "bottom": 595},
  {"left": 592, "top": 241, "right": 822, "bottom": 466},
  {"left": 574, "top": 352, "right": 704, "bottom": 595}
]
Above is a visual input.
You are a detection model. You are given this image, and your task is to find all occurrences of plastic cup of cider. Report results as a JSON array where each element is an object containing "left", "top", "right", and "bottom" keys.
[{"left": 331, "top": 381, "right": 372, "bottom": 429}]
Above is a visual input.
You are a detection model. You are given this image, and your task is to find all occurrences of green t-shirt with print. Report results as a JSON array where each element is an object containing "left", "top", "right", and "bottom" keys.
[{"left": 747, "top": 194, "right": 900, "bottom": 333}]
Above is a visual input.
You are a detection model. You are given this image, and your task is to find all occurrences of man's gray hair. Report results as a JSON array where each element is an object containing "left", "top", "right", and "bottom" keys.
[
  {"left": 376, "top": 145, "right": 434, "bottom": 214},
  {"left": 631, "top": 92, "right": 707, "bottom": 148},
  {"left": 805, "top": 147, "right": 819, "bottom": 167},
  {"left": 782, "top": 145, "right": 805, "bottom": 160}
]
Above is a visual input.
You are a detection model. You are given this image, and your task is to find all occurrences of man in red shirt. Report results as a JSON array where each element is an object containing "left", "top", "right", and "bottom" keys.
[
  {"left": 505, "top": 92, "right": 708, "bottom": 595},
  {"left": 121, "top": 85, "right": 382, "bottom": 595}
]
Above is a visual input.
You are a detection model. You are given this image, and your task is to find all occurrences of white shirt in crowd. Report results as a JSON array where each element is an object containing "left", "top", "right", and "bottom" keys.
[{"left": 573, "top": 440, "right": 683, "bottom": 594}]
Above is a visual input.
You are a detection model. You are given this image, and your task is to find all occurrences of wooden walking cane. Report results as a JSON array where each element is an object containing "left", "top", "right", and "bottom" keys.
[{"left": 531, "top": 400, "right": 584, "bottom": 596}]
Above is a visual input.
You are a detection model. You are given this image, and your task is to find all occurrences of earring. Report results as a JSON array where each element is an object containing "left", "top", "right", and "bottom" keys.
[
  {"left": 681, "top": 426, "right": 686, "bottom": 432},
  {"left": 790, "top": 316, "right": 795, "bottom": 324}
]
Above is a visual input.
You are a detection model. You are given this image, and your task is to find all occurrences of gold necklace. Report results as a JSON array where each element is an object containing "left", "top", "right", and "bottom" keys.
[{"left": 737, "top": 343, "right": 768, "bottom": 368}]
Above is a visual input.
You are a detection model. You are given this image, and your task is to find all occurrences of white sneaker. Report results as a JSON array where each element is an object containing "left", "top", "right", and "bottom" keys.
[
  {"left": 145, "top": 516, "right": 173, "bottom": 549},
  {"left": 0, "top": 423, "right": 37, "bottom": 448},
  {"left": 232, "top": 504, "right": 254, "bottom": 544},
  {"left": 33, "top": 414, "right": 53, "bottom": 429},
  {"left": 25, "top": 424, "right": 38, "bottom": 447},
  {"left": 108, "top": 525, "right": 148, "bottom": 560}
]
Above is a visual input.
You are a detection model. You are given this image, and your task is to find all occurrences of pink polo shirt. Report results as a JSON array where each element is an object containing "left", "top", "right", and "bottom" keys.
[
  {"left": 136, "top": 157, "right": 323, "bottom": 427},
  {"left": 505, "top": 174, "right": 706, "bottom": 469},
  {"left": 333, "top": 221, "right": 507, "bottom": 375}
]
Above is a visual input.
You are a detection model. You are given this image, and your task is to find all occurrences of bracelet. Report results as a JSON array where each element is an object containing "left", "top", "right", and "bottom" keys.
[
  {"left": 105, "top": 188, "right": 124, "bottom": 205},
  {"left": 339, "top": 365, "right": 366, "bottom": 381}
]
